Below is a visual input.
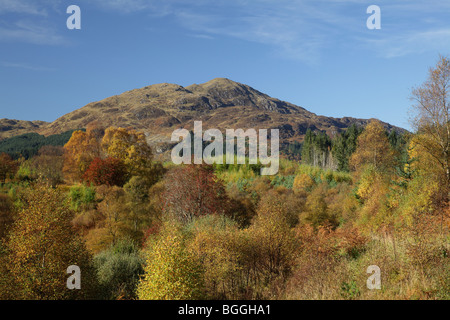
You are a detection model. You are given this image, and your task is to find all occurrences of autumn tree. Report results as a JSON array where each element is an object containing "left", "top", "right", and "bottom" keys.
[
  {"left": 87, "top": 186, "right": 129, "bottom": 252},
  {"left": 137, "top": 221, "right": 205, "bottom": 300},
  {"left": 0, "top": 194, "right": 13, "bottom": 239},
  {"left": 410, "top": 55, "right": 450, "bottom": 200},
  {"left": 83, "top": 157, "right": 128, "bottom": 187},
  {"left": 162, "top": 164, "right": 230, "bottom": 224},
  {"left": 245, "top": 196, "right": 299, "bottom": 291},
  {"left": 4, "top": 185, "right": 98, "bottom": 299},
  {"left": 301, "top": 183, "right": 339, "bottom": 229},
  {"left": 349, "top": 120, "right": 396, "bottom": 173},
  {"left": 293, "top": 173, "right": 316, "bottom": 193},
  {"left": 101, "top": 127, "right": 155, "bottom": 179},
  {"left": 186, "top": 215, "right": 242, "bottom": 299},
  {"left": 0, "top": 153, "right": 18, "bottom": 183},
  {"left": 123, "top": 176, "right": 154, "bottom": 240},
  {"left": 30, "top": 145, "right": 64, "bottom": 187},
  {"left": 63, "top": 127, "right": 102, "bottom": 182}
]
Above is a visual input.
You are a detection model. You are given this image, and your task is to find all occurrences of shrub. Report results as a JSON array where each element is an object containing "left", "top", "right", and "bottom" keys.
[
  {"left": 69, "top": 184, "right": 97, "bottom": 211},
  {"left": 94, "top": 239, "right": 144, "bottom": 300}
]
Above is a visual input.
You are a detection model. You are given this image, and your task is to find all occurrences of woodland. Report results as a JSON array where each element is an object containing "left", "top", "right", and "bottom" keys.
[{"left": 0, "top": 57, "right": 449, "bottom": 300}]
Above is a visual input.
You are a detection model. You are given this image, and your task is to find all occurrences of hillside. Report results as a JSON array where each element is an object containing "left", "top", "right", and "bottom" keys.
[
  {"left": 0, "top": 119, "right": 47, "bottom": 140},
  {"left": 1, "top": 78, "right": 404, "bottom": 153}
]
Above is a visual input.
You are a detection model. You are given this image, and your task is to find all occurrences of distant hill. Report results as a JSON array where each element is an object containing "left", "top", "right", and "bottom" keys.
[
  {"left": 0, "top": 78, "right": 406, "bottom": 156},
  {"left": 0, "top": 119, "right": 48, "bottom": 141}
]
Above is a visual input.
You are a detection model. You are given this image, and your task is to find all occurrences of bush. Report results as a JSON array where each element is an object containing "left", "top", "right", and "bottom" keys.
[
  {"left": 94, "top": 239, "right": 144, "bottom": 300},
  {"left": 69, "top": 184, "right": 97, "bottom": 211}
]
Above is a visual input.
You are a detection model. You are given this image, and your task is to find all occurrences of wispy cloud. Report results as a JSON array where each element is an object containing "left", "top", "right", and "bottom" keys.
[
  {"left": 88, "top": 0, "right": 157, "bottom": 14},
  {"left": 0, "top": 0, "right": 65, "bottom": 45},
  {"left": 82, "top": 0, "right": 356, "bottom": 63},
  {"left": 0, "top": 19, "right": 66, "bottom": 45},
  {"left": 366, "top": 29, "right": 450, "bottom": 58},
  {"left": 158, "top": 1, "right": 354, "bottom": 64},
  {"left": 85, "top": 0, "right": 450, "bottom": 62},
  {"left": 0, "top": 0, "right": 48, "bottom": 16},
  {"left": 1, "top": 61, "right": 55, "bottom": 71},
  {"left": 188, "top": 34, "right": 215, "bottom": 40}
]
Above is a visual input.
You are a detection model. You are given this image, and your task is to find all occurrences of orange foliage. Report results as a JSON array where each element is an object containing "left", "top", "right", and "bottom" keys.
[
  {"left": 63, "top": 127, "right": 102, "bottom": 182},
  {"left": 350, "top": 120, "right": 395, "bottom": 173}
]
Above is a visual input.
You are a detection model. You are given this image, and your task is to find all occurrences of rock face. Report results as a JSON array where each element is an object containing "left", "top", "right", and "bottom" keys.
[{"left": 1, "top": 78, "right": 405, "bottom": 148}]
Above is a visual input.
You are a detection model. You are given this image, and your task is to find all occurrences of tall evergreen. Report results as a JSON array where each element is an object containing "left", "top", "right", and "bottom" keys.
[
  {"left": 331, "top": 124, "right": 363, "bottom": 172},
  {"left": 301, "top": 129, "right": 335, "bottom": 169}
]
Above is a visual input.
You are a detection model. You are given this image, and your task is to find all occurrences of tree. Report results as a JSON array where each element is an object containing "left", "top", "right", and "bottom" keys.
[
  {"left": 410, "top": 55, "right": 450, "bottom": 200},
  {"left": 186, "top": 215, "right": 242, "bottom": 299},
  {"left": 137, "top": 222, "right": 205, "bottom": 300},
  {"left": 349, "top": 120, "right": 395, "bottom": 173},
  {"left": 92, "top": 186, "right": 128, "bottom": 251},
  {"left": 101, "top": 127, "right": 154, "bottom": 178},
  {"left": 162, "top": 164, "right": 230, "bottom": 224},
  {"left": 332, "top": 124, "right": 363, "bottom": 172},
  {"left": 83, "top": 157, "right": 128, "bottom": 187},
  {"left": 293, "top": 173, "right": 315, "bottom": 193},
  {"left": 301, "top": 184, "right": 339, "bottom": 229},
  {"left": 4, "top": 185, "right": 98, "bottom": 299},
  {"left": 63, "top": 127, "right": 102, "bottom": 182},
  {"left": 30, "top": 145, "right": 64, "bottom": 187},
  {"left": 123, "top": 176, "right": 154, "bottom": 239},
  {"left": 245, "top": 196, "right": 298, "bottom": 288},
  {"left": 0, "top": 153, "right": 18, "bottom": 183},
  {"left": 0, "top": 194, "right": 13, "bottom": 239},
  {"left": 301, "top": 130, "right": 336, "bottom": 169}
]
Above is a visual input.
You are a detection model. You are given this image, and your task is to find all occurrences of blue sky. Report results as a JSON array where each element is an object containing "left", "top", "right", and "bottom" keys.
[{"left": 1, "top": 0, "right": 450, "bottom": 130}]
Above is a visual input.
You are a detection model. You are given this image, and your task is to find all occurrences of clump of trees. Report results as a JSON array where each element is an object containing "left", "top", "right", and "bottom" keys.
[
  {"left": 301, "top": 129, "right": 336, "bottom": 169},
  {"left": 0, "top": 130, "right": 79, "bottom": 160}
]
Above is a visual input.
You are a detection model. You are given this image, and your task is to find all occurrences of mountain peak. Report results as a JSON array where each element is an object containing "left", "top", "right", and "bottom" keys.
[
  {"left": 202, "top": 77, "right": 239, "bottom": 86},
  {"left": 1, "top": 78, "right": 404, "bottom": 147}
]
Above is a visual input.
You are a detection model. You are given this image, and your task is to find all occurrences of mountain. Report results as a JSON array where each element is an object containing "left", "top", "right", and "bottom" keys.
[{"left": 1, "top": 78, "right": 404, "bottom": 154}]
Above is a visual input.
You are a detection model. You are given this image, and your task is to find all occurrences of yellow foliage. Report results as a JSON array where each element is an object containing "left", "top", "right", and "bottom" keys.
[
  {"left": 4, "top": 185, "right": 97, "bottom": 299},
  {"left": 350, "top": 120, "right": 395, "bottom": 173},
  {"left": 293, "top": 173, "right": 315, "bottom": 193},
  {"left": 137, "top": 222, "right": 205, "bottom": 300},
  {"left": 409, "top": 134, "right": 445, "bottom": 180},
  {"left": 101, "top": 127, "right": 153, "bottom": 177},
  {"left": 63, "top": 129, "right": 101, "bottom": 182}
]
